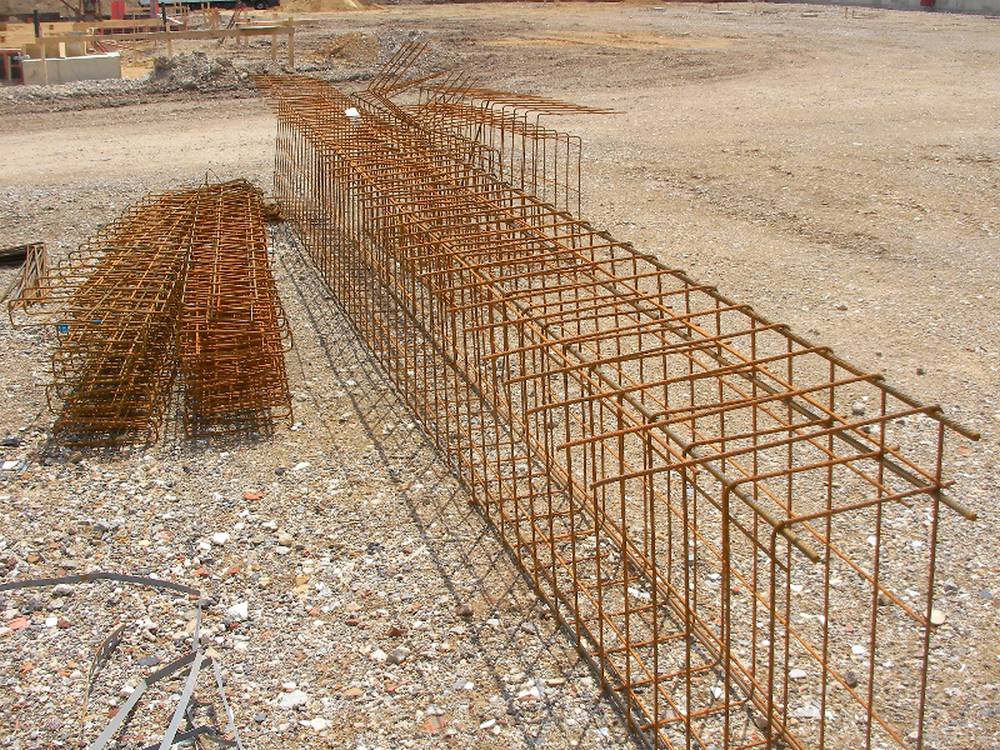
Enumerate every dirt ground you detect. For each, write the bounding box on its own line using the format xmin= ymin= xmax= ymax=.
xmin=1 ymin=3 xmax=998 ymax=749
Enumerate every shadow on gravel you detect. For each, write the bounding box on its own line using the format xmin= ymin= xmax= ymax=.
xmin=273 ymin=224 xmax=634 ymax=750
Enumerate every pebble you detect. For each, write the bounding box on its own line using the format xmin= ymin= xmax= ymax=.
xmin=930 ymin=608 xmax=947 ymax=626
xmin=301 ymin=717 xmax=330 ymax=732
xmin=211 ymin=532 xmax=231 ymax=546
xmin=387 ymin=646 xmax=410 ymax=665
xmin=792 ymin=703 xmax=821 ymax=720
xmin=454 ymin=603 xmax=474 ymax=618
xmin=278 ymin=689 xmax=309 ymax=709
xmin=225 ymin=601 xmax=249 ymax=623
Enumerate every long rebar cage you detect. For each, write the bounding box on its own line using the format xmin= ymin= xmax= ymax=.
xmin=256 ymin=45 xmax=978 ymax=750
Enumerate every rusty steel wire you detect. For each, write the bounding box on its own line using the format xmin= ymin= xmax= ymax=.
xmin=180 ymin=181 xmax=292 ymax=438
xmin=11 ymin=180 xmax=292 ymax=446
xmin=3 ymin=242 xmax=49 ymax=311
xmin=256 ymin=45 xmax=978 ymax=750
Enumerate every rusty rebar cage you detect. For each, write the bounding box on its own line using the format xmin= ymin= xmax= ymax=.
xmin=256 ymin=46 xmax=978 ymax=750
xmin=10 ymin=180 xmax=292 ymax=446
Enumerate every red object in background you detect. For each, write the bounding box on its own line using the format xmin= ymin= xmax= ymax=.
xmin=110 ymin=0 xmax=125 ymax=19
xmin=920 ymin=0 xmax=935 ymax=5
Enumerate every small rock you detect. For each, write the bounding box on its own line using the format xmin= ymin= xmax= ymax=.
xmin=138 ymin=655 xmax=162 ymax=667
xmin=517 ymin=685 xmax=542 ymax=701
xmin=277 ymin=530 xmax=295 ymax=546
xmin=792 ymin=702 xmax=820 ymax=720
xmin=929 ymin=608 xmax=947 ymax=626
xmin=835 ymin=302 xmax=848 ymax=312
xmin=343 ymin=687 xmax=363 ymax=699
xmin=7 ymin=616 xmax=29 ymax=631
xmin=253 ymin=712 xmax=266 ymax=723
xmin=422 ymin=715 xmax=447 ymax=734
xmin=301 ymin=717 xmax=330 ymax=732
xmin=279 ymin=689 xmax=309 ymax=709
xmin=211 ymin=532 xmax=230 ymax=546
xmin=454 ymin=603 xmax=474 ymax=619
xmin=370 ymin=647 xmax=388 ymax=662
xmin=789 ymin=668 xmax=807 ymax=680
xmin=387 ymin=646 xmax=410 ymax=665
xmin=850 ymin=400 xmax=866 ymax=416
xmin=1 ymin=436 xmax=21 ymax=447
xmin=225 ymin=602 xmax=249 ymax=623
xmin=845 ymin=671 xmax=859 ymax=688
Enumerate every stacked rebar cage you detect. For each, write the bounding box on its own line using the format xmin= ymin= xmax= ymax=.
xmin=11 ymin=180 xmax=292 ymax=446
xmin=257 ymin=44 xmax=978 ymax=750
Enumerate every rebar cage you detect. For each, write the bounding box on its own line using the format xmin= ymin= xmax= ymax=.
xmin=10 ymin=180 xmax=292 ymax=446
xmin=257 ymin=44 xmax=978 ymax=750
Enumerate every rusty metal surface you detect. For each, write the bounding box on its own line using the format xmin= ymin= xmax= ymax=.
xmin=10 ymin=180 xmax=291 ymax=446
xmin=258 ymin=47 xmax=977 ymax=750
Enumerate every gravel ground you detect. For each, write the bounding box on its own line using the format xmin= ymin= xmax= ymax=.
xmin=1 ymin=3 xmax=998 ymax=749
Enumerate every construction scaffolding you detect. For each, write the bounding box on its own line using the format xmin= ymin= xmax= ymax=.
xmin=10 ymin=179 xmax=292 ymax=446
xmin=257 ymin=45 xmax=978 ymax=750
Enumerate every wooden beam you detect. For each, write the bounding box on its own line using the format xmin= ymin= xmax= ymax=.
xmin=30 ymin=24 xmax=295 ymax=47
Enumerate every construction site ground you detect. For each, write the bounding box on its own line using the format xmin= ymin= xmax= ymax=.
xmin=1 ymin=3 xmax=998 ymax=749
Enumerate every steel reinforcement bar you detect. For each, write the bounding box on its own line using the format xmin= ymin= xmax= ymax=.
xmin=256 ymin=48 xmax=977 ymax=750
xmin=11 ymin=180 xmax=292 ymax=445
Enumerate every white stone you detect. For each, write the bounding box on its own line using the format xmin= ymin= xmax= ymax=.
xmin=226 ymin=602 xmax=249 ymax=622
xmin=279 ymin=690 xmax=309 ymax=709
xmin=211 ymin=532 xmax=230 ymax=546
xmin=301 ymin=717 xmax=330 ymax=731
